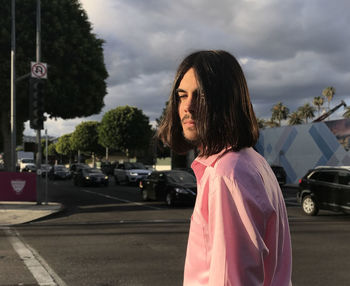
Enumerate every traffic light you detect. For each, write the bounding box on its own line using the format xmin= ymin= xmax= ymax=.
xmin=29 ymin=78 xmax=45 ymax=130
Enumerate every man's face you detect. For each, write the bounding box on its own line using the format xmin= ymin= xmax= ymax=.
xmin=177 ymin=68 xmax=199 ymax=143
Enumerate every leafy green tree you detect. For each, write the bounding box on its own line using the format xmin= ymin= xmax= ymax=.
xmin=271 ymin=102 xmax=289 ymax=126
xmin=322 ymin=86 xmax=336 ymax=111
xmin=98 ymin=106 xmax=152 ymax=158
xmin=71 ymin=121 xmax=104 ymax=158
xmin=288 ymin=111 xmax=303 ymax=125
xmin=56 ymin=133 xmax=75 ymax=164
xmin=40 ymin=138 xmax=57 ymax=158
xmin=1 ymin=0 xmax=108 ymax=170
xmin=298 ymin=103 xmax=315 ymax=123
xmin=313 ymin=96 xmax=324 ymax=117
xmin=56 ymin=134 xmax=73 ymax=155
xmin=47 ymin=142 xmax=58 ymax=157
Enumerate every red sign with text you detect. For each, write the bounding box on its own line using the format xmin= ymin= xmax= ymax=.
xmin=0 ymin=172 xmax=36 ymax=201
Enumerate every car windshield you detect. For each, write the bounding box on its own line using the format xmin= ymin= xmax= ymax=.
xmin=86 ymin=168 xmax=102 ymax=174
xmin=166 ymin=171 xmax=196 ymax=184
xmin=125 ymin=162 xmax=146 ymax=170
xmin=55 ymin=165 xmax=67 ymax=171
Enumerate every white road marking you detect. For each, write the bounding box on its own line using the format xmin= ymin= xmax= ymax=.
xmin=80 ymin=189 xmax=162 ymax=210
xmin=3 ymin=227 xmax=67 ymax=286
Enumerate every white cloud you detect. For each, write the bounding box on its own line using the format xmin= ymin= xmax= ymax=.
xmin=25 ymin=0 xmax=350 ymax=136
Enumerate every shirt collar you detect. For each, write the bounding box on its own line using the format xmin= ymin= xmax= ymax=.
xmin=193 ymin=148 xmax=230 ymax=168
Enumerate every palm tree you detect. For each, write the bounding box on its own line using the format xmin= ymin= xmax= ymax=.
xmin=256 ymin=118 xmax=266 ymax=129
xmin=265 ymin=119 xmax=279 ymax=128
xmin=271 ymin=102 xmax=289 ymax=126
xmin=343 ymin=106 xmax=350 ymax=118
xmin=298 ymin=103 xmax=316 ymax=123
xmin=322 ymin=86 xmax=336 ymax=112
xmin=313 ymin=96 xmax=324 ymax=117
xmin=288 ymin=111 xmax=303 ymax=125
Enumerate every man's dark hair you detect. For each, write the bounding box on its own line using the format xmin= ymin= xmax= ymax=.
xmin=157 ymin=50 xmax=259 ymax=157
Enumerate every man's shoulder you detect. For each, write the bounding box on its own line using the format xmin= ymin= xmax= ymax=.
xmin=213 ymin=148 xmax=262 ymax=178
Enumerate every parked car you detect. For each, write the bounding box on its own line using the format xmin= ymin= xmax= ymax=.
xmin=41 ymin=164 xmax=52 ymax=177
xmin=271 ymin=165 xmax=287 ymax=186
xmin=49 ymin=165 xmax=71 ymax=180
xmin=100 ymin=161 xmax=117 ymax=175
xmin=22 ymin=163 xmax=36 ymax=173
xmin=297 ymin=166 xmax=350 ymax=216
xmin=114 ymin=162 xmax=151 ymax=184
xmin=69 ymin=163 xmax=90 ymax=180
xmin=19 ymin=158 xmax=36 ymax=172
xmin=73 ymin=167 xmax=109 ymax=187
xmin=139 ymin=170 xmax=197 ymax=206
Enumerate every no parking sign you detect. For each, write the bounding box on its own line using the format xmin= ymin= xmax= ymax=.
xmin=31 ymin=62 xmax=48 ymax=79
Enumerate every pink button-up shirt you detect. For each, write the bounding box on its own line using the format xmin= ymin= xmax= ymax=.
xmin=183 ymin=147 xmax=292 ymax=286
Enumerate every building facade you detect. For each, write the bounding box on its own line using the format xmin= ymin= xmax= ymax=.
xmin=256 ymin=118 xmax=350 ymax=184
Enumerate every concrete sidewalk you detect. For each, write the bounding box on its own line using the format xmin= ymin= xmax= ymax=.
xmin=0 ymin=201 xmax=63 ymax=226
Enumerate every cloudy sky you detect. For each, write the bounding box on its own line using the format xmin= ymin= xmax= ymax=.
xmin=25 ymin=0 xmax=350 ymax=137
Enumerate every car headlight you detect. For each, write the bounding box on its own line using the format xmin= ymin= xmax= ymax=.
xmin=105 ymin=176 xmax=109 ymax=179
xmin=85 ymin=176 xmax=90 ymax=180
xmin=175 ymin=188 xmax=189 ymax=194
xmin=129 ymin=172 xmax=138 ymax=176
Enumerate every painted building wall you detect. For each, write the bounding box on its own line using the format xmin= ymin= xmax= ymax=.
xmin=255 ymin=118 xmax=350 ymax=184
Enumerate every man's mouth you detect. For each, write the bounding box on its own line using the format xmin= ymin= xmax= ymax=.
xmin=183 ymin=120 xmax=195 ymax=125
xmin=181 ymin=115 xmax=195 ymax=126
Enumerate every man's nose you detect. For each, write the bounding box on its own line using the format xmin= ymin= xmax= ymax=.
xmin=183 ymin=95 xmax=195 ymax=112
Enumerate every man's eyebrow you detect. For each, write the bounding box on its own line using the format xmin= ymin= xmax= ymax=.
xmin=175 ymin=88 xmax=199 ymax=94
xmin=175 ymin=88 xmax=186 ymax=93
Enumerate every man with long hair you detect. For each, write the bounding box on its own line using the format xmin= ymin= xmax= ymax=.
xmin=158 ymin=50 xmax=292 ymax=285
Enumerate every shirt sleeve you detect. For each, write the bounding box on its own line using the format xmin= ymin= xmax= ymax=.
xmin=207 ymin=174 xmax=270 ymax=286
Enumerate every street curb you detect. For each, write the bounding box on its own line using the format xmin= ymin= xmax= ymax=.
xmin=0 ymin=201 xmax=64 ymax=226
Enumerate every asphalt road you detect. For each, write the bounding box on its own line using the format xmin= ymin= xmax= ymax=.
xmin=1 ymin=179 xmax=350 ymax=286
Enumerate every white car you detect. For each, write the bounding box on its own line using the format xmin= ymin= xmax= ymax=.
xmin=19 ymin=158 xmax=36 ymax=172
xmin=114 ymin=162 xmax=151 ymax=185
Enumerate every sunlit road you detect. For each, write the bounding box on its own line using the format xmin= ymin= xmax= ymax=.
xmin=1 ymin=180 xmax=350 ymax=285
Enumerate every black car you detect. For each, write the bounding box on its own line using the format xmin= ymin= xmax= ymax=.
xmin=70 ymin=163 xmax=90 ymax=180
xmin=297 ymin=166 xmax=350 ymax=215
xmin=139 ymin=170 xmax=197 ymax=206
xmin=271 ymin=165 xmax=287 ymax=186
xmin=73 ymin=168 xmax=109 ymax=187
xmin=49 ymin=165 xmax=71 ymax=180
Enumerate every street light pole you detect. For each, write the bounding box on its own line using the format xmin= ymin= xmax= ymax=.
xmin=10 ymin=0 xmax=16 ymax=172
xmin=35 ymin=0 xmax=42 ymax=204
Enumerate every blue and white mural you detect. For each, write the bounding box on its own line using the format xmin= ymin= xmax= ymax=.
xmin=256 ymin=118 xmax=350 ymax=184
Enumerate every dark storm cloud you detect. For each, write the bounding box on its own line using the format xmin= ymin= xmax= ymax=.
xmin=31 ymin=0 xmax=350 ymax=137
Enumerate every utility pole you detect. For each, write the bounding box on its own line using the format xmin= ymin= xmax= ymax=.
xmin=36 ymin=0 xmax=42 ymax=204
xmin=10 ymin=0 xmax=16 ymax=172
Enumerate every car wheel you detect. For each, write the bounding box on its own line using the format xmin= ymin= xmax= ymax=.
xmin=142 ymin=189 xmax=149 ymax=201
xmin=165 ymin=192 xmax=175 ymax=207
xmin=302 ymin=195 xmax=319 ymax=216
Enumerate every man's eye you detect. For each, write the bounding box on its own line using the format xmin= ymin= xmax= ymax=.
xmin=178 ymin=94 xmax=187 ymax=101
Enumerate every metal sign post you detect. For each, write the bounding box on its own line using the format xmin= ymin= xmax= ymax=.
xmin=35 ymin=0 xmax=42 ymax=204
xmin=45 ymin=129 xmax=48 ymax=205
xmin=10 ymin=0 xmax=16 ymax=172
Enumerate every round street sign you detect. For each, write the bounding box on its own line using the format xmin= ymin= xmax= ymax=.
xmin=31 ymin=62 xmax=48 ymax=79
